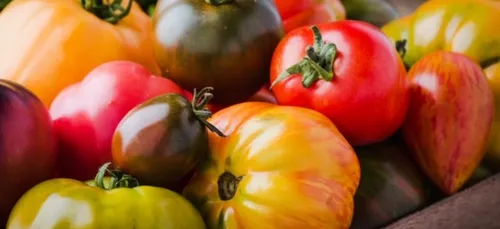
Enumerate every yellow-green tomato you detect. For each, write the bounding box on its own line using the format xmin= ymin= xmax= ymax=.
xmin=7 ymin=167 xmax=206 ymax=229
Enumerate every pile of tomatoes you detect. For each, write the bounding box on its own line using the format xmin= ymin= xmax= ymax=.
xmin=1 ymin=0 xmax=499 ymax=228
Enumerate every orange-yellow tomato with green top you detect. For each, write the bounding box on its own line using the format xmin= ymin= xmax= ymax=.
xmin=382 ymin=0 xmax=500 ymax=167
xmin=183 ymin=102 xmax=361 ymax=229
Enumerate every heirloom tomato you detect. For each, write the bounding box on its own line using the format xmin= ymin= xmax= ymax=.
xmin=402 ymin=51 xmax=494 ymax=195
xmin=351 ymin=139 xmax=434 ymax=229
xmin=0 ymin=80 xmax=57 ymax=227
xmin=7 ymin=163 xmax=206 ymax=229
xmin=112 ymin=87 xmax=225 ymax=189
xmin=0 ymin=0 xmax=160 ymax=107
xmin=183 ymin=102 xmax=361 ymax=229
xmin=152 ymin=0 xmax=283 ymax=105
xmin=274 ymin=0 xmax=345 ymax=33
xmin=270 ymin=20 xmax=409 ymax=146
xmin=50 ymin=61 xmax=188 ymax=182
xmin=381 ymin=0 xmax=500 ymax=168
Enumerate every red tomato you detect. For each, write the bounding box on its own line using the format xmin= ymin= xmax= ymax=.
xmin=50 ymin=61 xmax=189 ymax=181
xmin=270 ymin=20 xmax=409 ymax=146
xmin=274 ymin=0 xmax=345 ymax=33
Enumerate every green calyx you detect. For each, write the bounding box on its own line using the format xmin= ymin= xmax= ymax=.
xmin=204 ymin=0 xmax=233 ymax=5
xmin=94 ymin=162 xmax=140 ymax=190
xmin=191 ymin=87 xmax=227 ymax=137
xmin=81 ymin=0 xmax=133 ymax=25
xmin=270 ymin=26 xmax=338 ymax=89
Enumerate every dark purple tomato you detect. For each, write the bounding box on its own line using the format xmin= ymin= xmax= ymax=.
xmin=0 ymin=79 xmax=57 ymax=227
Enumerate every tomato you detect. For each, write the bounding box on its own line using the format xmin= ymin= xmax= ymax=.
xmin=342 ymin=0 xmax=399 ymax=27
xmin=7 ymin=163 xmax=206 ymax=229
xmin=0 ymin=80 xmax=57 ymax=227
xmin=381 ymin=0 xmax=500 ymax=168
xmin=183 ymin=102 xmax=360 ymax=229
xmin=274 ymin=0 xmax=345 ymax=33
xmin=402 ymin=51 xmax=494 ymax=195
xmin=270 ymin=20 xmax=409 ymax=146
xmin=112 ymin=87 xmax=225 ymax=189
xmin=0 ymin=0 xmax=160 ymax=107
xmin=50 ymin=61 xmax=187 ymax=182
xmin=152 ymin=0 xmax=283 ymax=105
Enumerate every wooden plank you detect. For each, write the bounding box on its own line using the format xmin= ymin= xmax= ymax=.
xmin=383 ymin=173 xmax=500 ymax=229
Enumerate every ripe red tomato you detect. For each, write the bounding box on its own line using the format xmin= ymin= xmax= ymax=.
xmin=274 ymin=0 xmax=345 ymax=33
xmin=270 ymin=20 xmax=409 ymax=146
xmin=50 ymin=61 xmax=190 ymax=181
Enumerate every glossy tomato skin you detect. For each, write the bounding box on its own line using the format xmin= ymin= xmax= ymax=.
xmin=7 ymin=178 xmax=206 ymax=229
xmin=152 ymin=0 xmax=283 ymax=105
xmin=270 ymin=20 xmax=409 ymax=146
xmin=0 ymin=0 xmax=160 ymax=107
xmin=275 ymin=0 xmax=345 ymax=33
xmin=0 ymin=80 xmax=57 ymax=227
xmin=50 ymin=61 xmax=187 ymax=181
xmin=402 ymin=51 xmax=494 ymax=194
xmin=183 ymin=102 xmax=360 ymax=229
xmin=112 ymin=93 xmax=209 ymax=189
xmin=382 ymin=0 xmax=500 ymax=167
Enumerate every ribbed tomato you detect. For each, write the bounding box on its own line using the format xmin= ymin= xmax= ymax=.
xmin=183 ymin=102 xmax=360 ymax=229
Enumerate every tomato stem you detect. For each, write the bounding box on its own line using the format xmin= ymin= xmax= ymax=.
xmin=0 ymin=0 xmax=12 ymax=12
xmin=80 ymin=0 xmax=133 ymax=25
xmin=94 ymin=162 xmax=140 ymax=190
xmin=191 ymin=87 xmax=227 ymax=137
xmin=270 ymin=26 xmax=338 ymax=89
xmin=218 ymin=172 xmax=243 ymax=201
xmin=204 ymin=0 xmax=233 ymax=5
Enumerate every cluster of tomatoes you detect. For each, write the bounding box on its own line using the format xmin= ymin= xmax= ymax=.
xmin=1 ymin=0 xmax=499 ymax=228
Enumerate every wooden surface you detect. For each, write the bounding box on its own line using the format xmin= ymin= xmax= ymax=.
xmin=384 ymin=173 xmax=500 ymax=229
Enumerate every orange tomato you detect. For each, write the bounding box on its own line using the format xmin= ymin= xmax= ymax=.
xmin=0 ymin=0 xmax=160 ymax=107
xmin=183 ymin=102 xmax=361 ymax=229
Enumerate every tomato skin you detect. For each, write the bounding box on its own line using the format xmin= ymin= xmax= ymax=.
xmin=7 ymin=178 xmax=206 ymax=229
xmin=152 ymin=0 xmax=283 ymax=105
xmin=0 ymin=0 xmax=160 ymax=107
xmin=112 ymin=93 xmax=211 ymax=188
xmin=270 ymin=20 xmax=409 ymax=146
xmin=275 ymin=0 xmax=345 ymax=33
xmin=50 ymin=61 xmax=186 ymax=181
xmin=0 ymin=80 xmax=57 ymax=227
xmin=402 ymin=51 xmax=494 ymax=194
xmin=183 ymin=102 xmax=360 ymax=229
